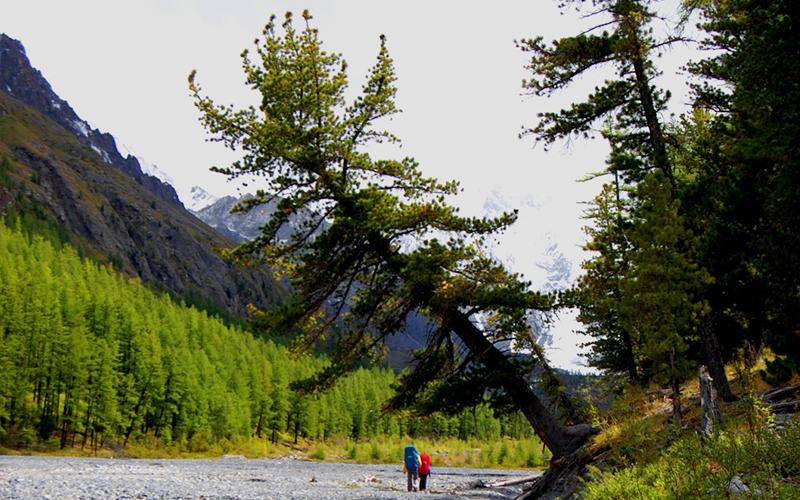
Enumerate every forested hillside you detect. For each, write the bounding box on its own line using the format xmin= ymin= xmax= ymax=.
xmin=0 ymin=222 xmax=541 ymax=459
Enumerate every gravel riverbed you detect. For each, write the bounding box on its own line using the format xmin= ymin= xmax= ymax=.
xmin=0 ymin=455 xmax=540 ymax=499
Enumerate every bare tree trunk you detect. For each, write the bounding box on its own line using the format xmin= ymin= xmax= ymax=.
xmin=255 ymin=411 xmax=264 ymax=438
xmin=123 ymin=384 xmax=148 ymax=447
xmin=449 ymin=310 xmax=596 ymax=458
xmin=669 ymin=348 xmax=682 ymax=423
xmin=700 ymin=316 xmax=737 ymax=401
xmin=699 ymin=365 xmax=722 ymax=438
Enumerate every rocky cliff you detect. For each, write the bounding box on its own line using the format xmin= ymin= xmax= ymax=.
xmin=0 ymin=34 xmax=181 ymax=207
xmin=0 ymin=34 xmax=282 ymax=316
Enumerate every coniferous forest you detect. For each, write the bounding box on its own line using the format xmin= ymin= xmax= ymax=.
xmin=0 ymin=222 xmax=543 ymax=465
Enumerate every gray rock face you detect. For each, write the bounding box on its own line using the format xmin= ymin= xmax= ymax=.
xmin=0 ymin=456 xmax=536 ymax=499
xmin=193 ymin=194 xmax=310 ymax=244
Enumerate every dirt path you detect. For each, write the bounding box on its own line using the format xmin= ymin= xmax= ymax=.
xmin=0 ymin=455 xmax=540 ymax=499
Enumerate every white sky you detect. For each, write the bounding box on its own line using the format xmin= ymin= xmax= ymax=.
xmin=2 ymin=1 xmax=695 ymax=371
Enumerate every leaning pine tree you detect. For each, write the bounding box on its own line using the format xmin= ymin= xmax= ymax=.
xmin=189 ymin=11 xmax=594 ymax=459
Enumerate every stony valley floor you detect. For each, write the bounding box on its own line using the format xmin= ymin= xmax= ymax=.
xmin=0 ymin=455 xmax=539 ymax=499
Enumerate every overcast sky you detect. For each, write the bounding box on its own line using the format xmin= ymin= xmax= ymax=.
xmin=2 ymin=1 xmax=694 ymax=371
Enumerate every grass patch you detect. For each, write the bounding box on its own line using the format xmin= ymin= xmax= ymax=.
xmin=305 ymin=435 xmax=550 ymax=469
xmin=583 ymin=423 xmax=800 ymax=499
xmin=0 ymin=434 xmax=549 ymax=469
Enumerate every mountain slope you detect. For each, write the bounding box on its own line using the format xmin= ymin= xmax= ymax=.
xmin=193 ymin=193 xmax=315 ymax=244
xmin=0 ymin=34 xmax=281 ymax=316
xmin=0 ymin=34 xmax=181 ymax=207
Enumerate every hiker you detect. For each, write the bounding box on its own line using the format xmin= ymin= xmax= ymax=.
xmin=419 ymin=452 xmax=431 ymax=491
xmin=403 ymin=443 xmax=420 ymax=492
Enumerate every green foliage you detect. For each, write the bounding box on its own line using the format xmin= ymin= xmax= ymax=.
xmin=686 ymin=0 xmax=800 ymax=379
xmin=574 ymin=174 xmax=639 ymax=381
xmin=519 ymin=0 xmax=676 ymax=183
xmin=540 ymin=1 xmax=706 ymax=391
xmin=0 ymin=222 xmax=540 ymax=454
xmin=583 ymin=425 xmax=800 ymax=499
xmin=189 ymin=10 xmax=528 ymax=371
xmin=537 ymin=0 xmax=800 ymax=399
xmin=619 ymin=171 xmax=708 ymax=385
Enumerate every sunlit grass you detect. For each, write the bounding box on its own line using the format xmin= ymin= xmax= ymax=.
xmin=583 ymin=423 xmax=800 ymax=499
xmin=583 ymin=355 xmax=800 ymax=498
xmin=0 ymin=434 xmax=550 ymax=469
xmin=302 ymin=435 xmax=550 ymax=469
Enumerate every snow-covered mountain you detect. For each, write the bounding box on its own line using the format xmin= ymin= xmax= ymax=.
xmin=190 ymin=193 xmax=320 ymax=244
xmin=191 ymin=195 xmax=269 ymax=243
xmin=117 ymin=143 xmax=177 ymax=188
xmin=185 ymin=186 xmax=219 ymax=212
xmin=478 ymin=190 xmax=578 ymax=349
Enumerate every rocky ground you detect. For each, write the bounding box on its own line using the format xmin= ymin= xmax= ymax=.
xmin=0 ymin=455 xmax=539 ymax=499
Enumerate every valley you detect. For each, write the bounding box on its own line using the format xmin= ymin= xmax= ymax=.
xmin=2 ymin=1 xmax=800 ymax=498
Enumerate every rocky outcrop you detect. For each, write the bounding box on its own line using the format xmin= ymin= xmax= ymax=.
xmin=193 ymin=194 xmax=304 ymax=244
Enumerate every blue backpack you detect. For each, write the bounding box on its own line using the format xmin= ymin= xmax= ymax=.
xmin=404 ymin=444 xmax=419 ymax=471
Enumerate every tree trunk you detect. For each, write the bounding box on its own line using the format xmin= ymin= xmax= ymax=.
xmin=620 ymin=328 xmax=640 ymax=384
xmin=613 ymin=171 xmax=641 ymax=385
xmin=669 ymin=348 xmax=682 ymax=423
xmin=448 ymin=309 xmax=595 ymax=458
xmin=255 ymin=411 xmax=264 ymax=438
xmin=361 ymin=224 xmax=594 ymax=459
xmin=123 ymin=384 xmax=148 ymax=447
xmin=60 ymin=391 xmax=71 ymax=450
xmin=699 ymin=365 xmax=722 ymax=438
xmin=700 ymin=316 xmax=737 ymax=402
xmin=626 ymin=24 xmax=673 ymax=187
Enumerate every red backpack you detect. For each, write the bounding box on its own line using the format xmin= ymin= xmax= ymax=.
xmin=419 ymin=453 xmax=431 ymax=474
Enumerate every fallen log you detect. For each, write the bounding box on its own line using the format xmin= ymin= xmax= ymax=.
xmin=770 ymin=399 xmax=800 ymax=414
xmin=762 ymin=385 xmax=800 ymax=404
xmin=486 ymin=474 xmax=542 ymax=488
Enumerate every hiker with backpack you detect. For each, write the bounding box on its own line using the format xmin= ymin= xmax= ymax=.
xmin=419 ymin=452 xmax=432 ymax=491
xmin=402 ymin=443 xmax=420 ymax=492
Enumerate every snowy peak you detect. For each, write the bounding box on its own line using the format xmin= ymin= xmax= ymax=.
xmin=537 ymin=242 xmax=573 ymax=293
xmin=186 ymin=186 xmax=219 ymax=212
xmin=117 ymin=143 xmax=176 ymax=187
xmin=482 ymin=190 xmax=541 ymax=217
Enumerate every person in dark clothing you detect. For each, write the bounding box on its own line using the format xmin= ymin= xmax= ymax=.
xmin=403 ymin=443 xmax=420 ymax=492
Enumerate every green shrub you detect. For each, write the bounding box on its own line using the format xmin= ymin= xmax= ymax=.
xmin=583 ymin=423 xmax=800 ymax=499
xmin=310 ymin=444 xmax=327 ymax=461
